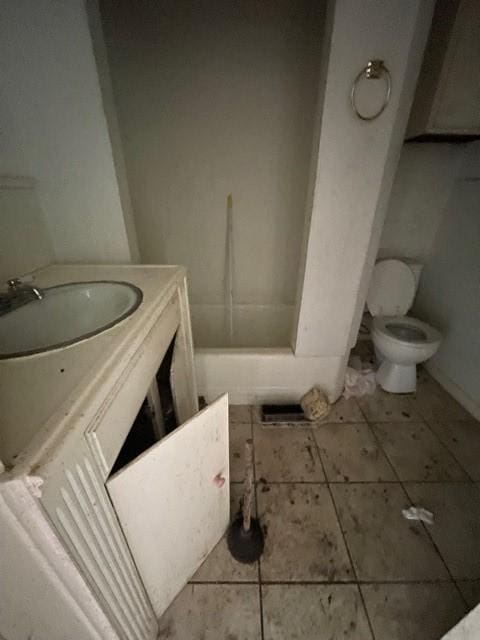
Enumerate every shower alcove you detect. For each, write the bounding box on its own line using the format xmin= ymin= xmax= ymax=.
xmin=98 ymin=0 xmax=328 ymax=402
xmin=95 ymin=0 xmax=424 ymax=403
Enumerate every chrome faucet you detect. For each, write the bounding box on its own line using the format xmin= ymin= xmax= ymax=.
xmin=7 ymin=278 xmax=44 ymax=300
xmin=0 ymin=277 xmax=44 ymax=315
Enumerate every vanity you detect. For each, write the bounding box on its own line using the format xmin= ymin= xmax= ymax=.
xmin=0 ymin=265 xmax=229 ymax=640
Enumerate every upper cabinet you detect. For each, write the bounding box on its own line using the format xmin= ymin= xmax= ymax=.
xmin=407 ymin=0 xmax=480 ymax=138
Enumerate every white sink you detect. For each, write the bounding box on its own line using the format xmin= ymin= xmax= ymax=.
xmin=0 ymin=281 xmax=142 ymax=359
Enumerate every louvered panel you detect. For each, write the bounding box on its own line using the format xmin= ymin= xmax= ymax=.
xmin=55 ymin=457 xmax=157 ymax=640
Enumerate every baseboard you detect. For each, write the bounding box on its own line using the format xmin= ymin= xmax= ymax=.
xmin=425 ymin=362 xmax=480 ymax=421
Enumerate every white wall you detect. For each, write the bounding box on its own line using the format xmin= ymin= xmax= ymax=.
xmin=293 ymin=0 xmax=435 ymax=358
xmin=0 ymin=182 xmax=54 ymax=282
xmin=414 ymin=142 xmax=480 ymax=419
xmin=379 ymin=142 xmax=465 ymax=262
xmin=99 ymin=0 xmax=324 ymax=309
xmin=0 ymin=0 xmax=136 ymax=264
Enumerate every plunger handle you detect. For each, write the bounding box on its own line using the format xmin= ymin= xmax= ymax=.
xmin=242 ymin=439 xmax=254 ymax=532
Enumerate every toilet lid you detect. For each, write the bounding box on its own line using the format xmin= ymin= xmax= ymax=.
xmin=366 ymin=259 xmax=415 ymax=317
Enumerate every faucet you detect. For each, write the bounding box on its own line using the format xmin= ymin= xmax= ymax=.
xmin=7 ymin=278 xmax=44 ymax=300
xmin=0 ymin=277 xmax=44 ymax=315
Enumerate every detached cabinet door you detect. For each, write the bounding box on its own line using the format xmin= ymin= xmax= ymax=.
xmin=107 ymin=394 xmax=229 ymax=618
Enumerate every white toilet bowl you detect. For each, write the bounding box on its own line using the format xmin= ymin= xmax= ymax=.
xmin=366 ymin=259 xmax=442 ymax=394
xmin=372 ymin=316 xmax=441 ymax=393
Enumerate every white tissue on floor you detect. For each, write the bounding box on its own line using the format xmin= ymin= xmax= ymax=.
xmin=402 ymin=506 xmax=434 ymax=525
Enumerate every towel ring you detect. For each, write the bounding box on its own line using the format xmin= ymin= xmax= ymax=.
xmin=351 ymin=60 xmax=391 ymax=121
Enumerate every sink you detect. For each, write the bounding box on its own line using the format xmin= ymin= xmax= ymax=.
xmin=0 ymin=281 xmax=142 ymax=359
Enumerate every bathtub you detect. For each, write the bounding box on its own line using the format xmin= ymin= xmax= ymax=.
xmin=191 ymin=304 xmax=345 ymax=404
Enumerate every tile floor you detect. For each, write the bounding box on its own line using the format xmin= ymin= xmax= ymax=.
xmin=158 ymin=367 xmax=480 ymax=640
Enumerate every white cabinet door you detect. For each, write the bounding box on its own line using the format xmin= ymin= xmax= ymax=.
xmin=107 ymin=394 xmax=229 ymax=618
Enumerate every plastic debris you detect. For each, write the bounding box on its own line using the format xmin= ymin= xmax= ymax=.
xmin=402 ymin=506 xmax=434 ymax=525
xmin=300 ymin=387 xmax=330 ymax=421
xmin=343 ymin=356 xmax=376 ymax=398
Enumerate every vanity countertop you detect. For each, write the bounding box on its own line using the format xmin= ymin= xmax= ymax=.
xmin=0 ymin=264 xmax=187 ymax=474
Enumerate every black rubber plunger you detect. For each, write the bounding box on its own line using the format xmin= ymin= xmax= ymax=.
xmin=227 ymin=438 xmax=264 ymax=563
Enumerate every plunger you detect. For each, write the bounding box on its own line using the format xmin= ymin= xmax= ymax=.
xmin=227 ymin=438 xmax=264 ymax=563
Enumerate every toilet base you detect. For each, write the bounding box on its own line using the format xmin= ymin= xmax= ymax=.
xmin=376 ymin=360 xmax=417 ymax=393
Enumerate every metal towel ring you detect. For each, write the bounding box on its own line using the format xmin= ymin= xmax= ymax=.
xmin=351 ymin=60 xmax=391 ymax=121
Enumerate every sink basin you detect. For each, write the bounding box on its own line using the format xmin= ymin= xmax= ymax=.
xmin=0 ymin=281 xmax=142 ymax=359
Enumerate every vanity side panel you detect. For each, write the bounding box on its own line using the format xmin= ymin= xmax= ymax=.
xmin=38 ymin=436 xmax=157 ymax=640
xmin=0 ymin=478 xmax=118 ymax=640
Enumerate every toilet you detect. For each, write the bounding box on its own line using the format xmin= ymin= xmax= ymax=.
xmin=367 ymin=259 xmax=442 ymax=393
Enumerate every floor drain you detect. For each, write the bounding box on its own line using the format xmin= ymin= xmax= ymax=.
xmin=260 ymin=404 xmax=307 ymax=423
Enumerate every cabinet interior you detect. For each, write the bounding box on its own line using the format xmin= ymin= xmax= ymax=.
xmin=110 ymin=334 xmax=179 ymax=475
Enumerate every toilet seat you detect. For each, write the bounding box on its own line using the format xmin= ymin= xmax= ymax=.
xmin=372 ymin=315 xmax=441 ymax=348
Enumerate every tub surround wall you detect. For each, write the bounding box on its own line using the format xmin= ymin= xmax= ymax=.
xmin=0 ymin=0 xmax=136 ymax=263
xmin=99 ymin=0 xmax=325 ymax=340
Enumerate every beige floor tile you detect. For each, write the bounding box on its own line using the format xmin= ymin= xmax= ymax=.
xmin=230 ymin=422 xmax=252 ymax=482
xmin=258 ymin=484 xmax=353 ymax=582
xmin=157 ymin=583 xmax=262 ymax=639
xmin=254 ymin=426 xmax=325 ymax=482
xmin=262 ymin=584 xmax=373 ymax=640
xmin=361 ymin=583 xmax=466 ymax=640
xmin=229 ymin=404 xmax=252 ymax=422
xmin=428 ymin=420 xmax=480 ymax=480
xmin=411 ymin=373 xmax=473 ymax=422
xmin=192 ymin=485 xmax=258 ymax=582
xmin=316 ymin=397 xmax=366 ymax=424
xmin=456 ymin=580 xmax=480 ymax=609
xmin=357 ymin=390 xmax=421 ymax=422
xmin=373 ymin=422 xmax=468 ymax=481
xmin=314 ymin=423 xmax=396 ymax=482
xmin=403 ymin=483 xmax=480 ymax=579
xmin=331 ymin=483 xmax=448 ymax=581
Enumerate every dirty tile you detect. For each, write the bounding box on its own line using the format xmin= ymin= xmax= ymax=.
xmin=403 ymin=483 xmax=480 ymax=579
xmin=253 ymin=426 xmax=325 ymax=482
xmin=262 ymin=584 xmax=373 ymax=640
xmin=230 ymin=422 xmax=252 ymax=482
xmin=331 ymin=483 xmax=448 ymax=581
xmin=373 ymin=422 xmax=468 ymax=481
xmin=229 ymin=404 xmax=252 ymax=422
xmin=411 ymin=373 xmax=472 ymax=422
xmin=157 ymin=583 xmax=262 ymax=639
xmin=192 ymin=485 xmax=258 ymax=582
xmin=357 ymin=390 xmax=420 ymax=422
xmin=314 ymin=423 xmax=395 ymax=482
xmin=456 ymin=581 xmax=480 ymax=609
xmin=428 ymin=420 xmax=480 ymax=480
xmin=258 ymin=484 xmax=353 ymax=582
xmin=361 ymin=583 xmax=466 ymax=640
xmin=316 ymin=396 xmax=365 ymax=424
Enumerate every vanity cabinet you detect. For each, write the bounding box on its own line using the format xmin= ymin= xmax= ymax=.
xmin=1 ymin=265 xmax=229 ymax=640
xmin=407 ymin=0 xmax=480 ymax=137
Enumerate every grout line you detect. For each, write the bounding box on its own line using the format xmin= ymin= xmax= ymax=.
xmin=362 ymin=397 xmax=477 ymax=609
xmin=189 ymin=578 xmax=461 ymax=586
xmin=365 ymin=411 xmax=471 ymax=603
xmin=189 ymin=580 xmax=259 ymax=585
xmin=421 ymin=417 xmax=476 ymax=482
xmin=250 ymin=479 xmax=475 ymax=485
xmin=399 ymin=480 xmax=471 ymax=609
xmin=250 ymin=410 xmax=265 ymax=640
xmin=310 ymin=425 xmax=378 ymax=640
